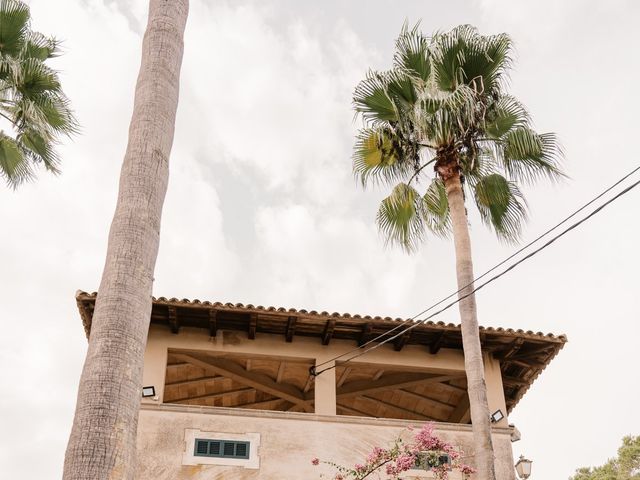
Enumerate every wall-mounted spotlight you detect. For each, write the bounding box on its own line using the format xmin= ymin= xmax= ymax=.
xmin=142 ymin=386 xmax=156 ymax=398
xmin=490 ymin=409 xmax=504 ymax=423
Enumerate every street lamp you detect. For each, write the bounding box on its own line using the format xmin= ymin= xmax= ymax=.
xmin=515 ymin=455 xmax=532 ymax=479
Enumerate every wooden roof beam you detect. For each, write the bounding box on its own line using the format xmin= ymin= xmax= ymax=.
xmin=397 ymin=389 xmax=456 ymax=411
xmin=447 ymin=394 xmax=470 ymax=423
xmin=430 ymin=332 xmax=446 ymax=355
xmin=168 ymin=306 xmax=179 ymax=334
xmin=276 ymin=361 xmax=286 ymax=383
xmin=173 ymin=353 xmax=313 ymax=412
xmin=208 ymin=309 xmax=217 ymax=337
xmin=165 ymin=375 xmax=220 ymax=388
xmin=336 ymin=367 xmax=352 ymax=388
xmin=248 ymin=314 xmax=257 ymax=340
xmin=360 ymin=395 xmax=435 ymax=421
xmin=285 ymin=316 xmax=297 ymax=342
xmin=337 ymin=403 xmax=375 ymax=417
xmin=168 ymin=386 xmax=253 ymax=403
xmin=358 ymin=323 xmax=373 ymax=347
xmin=322 ymin=319 xmax=335 ymax=345
xmin=334 ymin=373 xmax=464 ymax=400
xmin=394 ymin=331 xmax=411 ymax=351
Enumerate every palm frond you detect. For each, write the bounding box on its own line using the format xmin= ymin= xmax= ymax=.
xmin=23 ymin=31 xmax=59 ymax=60
xmin=472 ymin=173 xmax=527 ymax=241
xmin=501 ymin=127 xmax=565 ymax=184
xmin=484 ymin=95 xmax=530 ymax=139
xmin=19 ymin=128 xmax=60 ymax=173
xmin=0 ymin=132 xmax=32 ymax=187
xmin=353 ymin=127 xmax=415 ymax=187
xmin=423 ymin=178 xmax=451 ymax=237
xmin=353 ymin=71 xmax=397 ymax=124
xmin=376 ymin=182 xmax=426 ymax=252
xmin=393 ymin=23 xmax=431 ymax=82
xmin=0 ymin=0 xmax=30 ymax=57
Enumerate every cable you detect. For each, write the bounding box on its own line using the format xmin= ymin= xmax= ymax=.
xmin=314 ymin=164 xmax=640 ymax=371
xmin=312 ymin=170 xmax=640 ymax=376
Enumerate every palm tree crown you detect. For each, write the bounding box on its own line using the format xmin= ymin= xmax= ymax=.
xmin=0 ymin=0 xmax=78 ymax=187
xmin=353 ymin=24 xmax=563 ymax=251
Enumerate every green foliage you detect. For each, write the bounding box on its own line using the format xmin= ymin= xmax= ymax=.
xmin=0 ymin=0 xmax=78 ymax=187
xmin=352 ymin=23 xmax=564 ymax=251
xmin=570 ymin=436 xmax=640 ymax=480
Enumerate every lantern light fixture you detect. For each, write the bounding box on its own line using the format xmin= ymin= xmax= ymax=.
xmin=515 ymin=455 xmax=532 ymax=479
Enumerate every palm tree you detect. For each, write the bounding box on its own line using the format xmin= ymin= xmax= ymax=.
xmin=0 ymin=0 xmax=77 ymax=187
xmin=63 ymin=1 xmax=189 ymax=479
xmin=353 ymin=24 xmax=563 ymax=480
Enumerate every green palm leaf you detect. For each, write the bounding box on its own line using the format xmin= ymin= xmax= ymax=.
xmin=393 ymin=23 xmax=431 ymax=82
xmin=472 ymin=173 xmax=527 ymax=241
xmin=501 ymin=127 xmax=564 ymax=184
xmin=423 ymin=178 xmax=451 ymax=237
xmin=353 ymin=127 xmax=415 ymax=187
xmin=0 ymin=0 xmax=77 ymax=187
xmin=0 ymin=0 xmax=29 ymax=57
xmin=376 ymin=183 xmax=426 ymax=252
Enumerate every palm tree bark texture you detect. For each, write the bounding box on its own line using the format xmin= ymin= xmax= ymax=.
xmin=63 ymin=1 xmax=189 ymax=479
xmin=440 ymin=160 xmax=496 ymax=480
xmin=352 ymin=25 xmax=563 ymax=480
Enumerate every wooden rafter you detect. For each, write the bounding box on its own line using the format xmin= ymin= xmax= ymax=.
xmin=248 ymin=314 xmax=257 ymax=340
xmin=337 ymin=403 xmax=374 ymax=417
xmin=447 ymin=394 xmax=470 ymax=423
xmin=333 ymin=373 xmax=464 ymax=400
xmin=285 ymin=316 xmax=297 ymax=342
xmin=169 ymin=386 xmax=253 ymax=403
xmin=359 ymin=323 xmax=373 ymax=346
xmin=337 ymin=367 xmax=352 ymax=388
xmin=168 ymin=306 xmax=179 ymax=334
xmin=276 ymin=362 xmax=286 ymax=383
xmin=165 ymin=375 xmax=220 ymax=388
xmin=397 ymin=389 xmax=455 ymax=411
xmin=394 ymin=331 xmax=411 ymax=351
xmin=322 ymin=319 xmax=335 ymax=345
xmin=173 ymin=353 xmax=313 ymax=412
xmin=360 ymin=395 xmax=435 ymax=420
xmin=236 ymin=398 xmax=290 ymax=410
xmin=430 ymin=332 xmax=446 ymax=354
xmin=208 ymin=309 xmax=217 ymax=337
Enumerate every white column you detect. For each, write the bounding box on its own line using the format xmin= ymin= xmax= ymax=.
xmin=141 ymin=336 xmax=168 ymax=404
xmin=484 ymin=352 xmax=508 ymax=427
xmin=314 ymin=357 xmax=336 ymax=415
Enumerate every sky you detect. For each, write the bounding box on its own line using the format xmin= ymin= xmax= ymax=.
xmin=0 ymin=0 xmax=639 ymax=478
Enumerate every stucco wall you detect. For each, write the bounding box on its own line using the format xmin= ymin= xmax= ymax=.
xmin=136 ymin=404 xmax=516 ymax=480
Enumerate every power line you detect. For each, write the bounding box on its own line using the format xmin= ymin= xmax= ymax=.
xmin=312 ymin=167 xmax=640 ymax=376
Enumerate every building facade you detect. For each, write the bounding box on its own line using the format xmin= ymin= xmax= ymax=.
xmin=76 ymin=291 xmax=566 ymax=480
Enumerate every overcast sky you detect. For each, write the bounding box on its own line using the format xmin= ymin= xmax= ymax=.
xmin=1 ymin=0 xmax=639 ymax=478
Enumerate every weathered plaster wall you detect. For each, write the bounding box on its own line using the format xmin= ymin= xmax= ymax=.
xmin=136 ymin=404 xmax=516 ymax=480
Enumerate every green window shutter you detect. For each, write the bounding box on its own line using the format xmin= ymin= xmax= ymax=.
xmin=195 ymin=440 xmax=208 ymax=456
xmin=235 ymin=442 xmax=248 ymax=458
xmin=194 ymin=439 xmax=251 ymax=459
xmin=209 ymin=441 xmax=221 ymax=456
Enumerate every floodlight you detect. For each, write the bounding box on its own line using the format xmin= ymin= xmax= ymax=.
xmin=490 ymin=409 xmax=504 ymax=423
xmin=142 ymin=386 xmax=156 ymax=398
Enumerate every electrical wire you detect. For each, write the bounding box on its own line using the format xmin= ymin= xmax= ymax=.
xmin=311 ymin=167 xmax=640 ymax=376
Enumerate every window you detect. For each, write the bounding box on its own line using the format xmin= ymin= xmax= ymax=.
xmin=194 ymin=439 xmax=250 ymax=459
xmin=183 ymin=429 xmax=260 ymax=469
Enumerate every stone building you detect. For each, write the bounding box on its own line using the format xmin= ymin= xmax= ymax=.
xmin=76 ymin=291 xmax=565 ymax=479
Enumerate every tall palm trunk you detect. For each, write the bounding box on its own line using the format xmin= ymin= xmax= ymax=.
xmin=443 ymin=168 xmax=497 ymax=480
xmin=63 ymin=1 xmax=188 ymax=479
